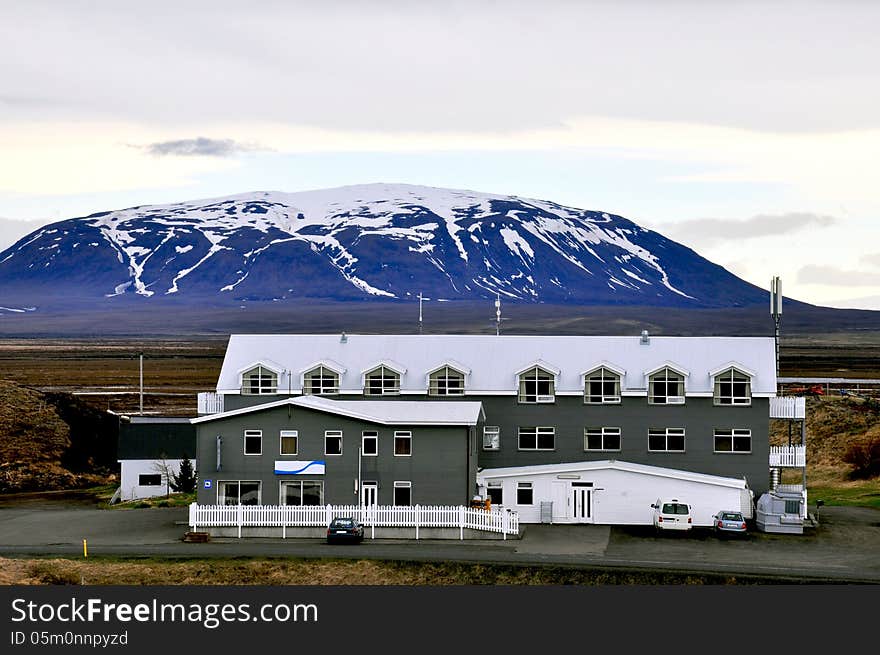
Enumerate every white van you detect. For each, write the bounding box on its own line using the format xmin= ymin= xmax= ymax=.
xmin=651 ymin=498 xmax=693 ymax=532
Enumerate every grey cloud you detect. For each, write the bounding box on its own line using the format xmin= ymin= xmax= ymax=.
xmin=797 ymin=264 xmax=880 ymax=287
xmin=142 ymin=137 xmax=266 ymax=158
xmin=666 ymin=212 xmax=837 ymax=246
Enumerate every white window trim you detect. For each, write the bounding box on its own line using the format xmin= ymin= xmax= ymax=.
xmin=362 ymin=431 xmax=379 ymax=457
xmin=217 ymin=480 xmax=262 ymax=505
xmin=393 ymin=480 xmax=412 ymax=506
xmin=712 ymin=368 xmax=753 ymax=407
xmin=324 ymin=430 xmax=343 ymax=456
xmin=713 ymin=428 xmax=753 ymax=454
xmin=394 ymin=431 xmax=412 ymax=457
xmin=243 ymin=429 xmax=262 ymax=456
xmin=279 ymin=479 xmax=324 ymax=506
xmin=648 ymin=427 xmax=686 ymax=453
xmin=427 ymin=366 xmax=467 ymax=396
xmin=239 ymin=362 xmax=282 ymax=395
xmin=516 ymin=481 xmax=534 ymax=506
xmin=482 ymin=425 xmax=501 ymax=451
xmin=648 ymin=367 xmax=687 ymax=405
xmin=363 ymin=365 xmax=402 ymax=396
xmin=584 ymin=427 xmax=622 ymax=452
xmin=517 ymin=366 xmax=557 ymax=404
xmin=279 ymin=430 xmax=298 ymax=456
xmin=517 ymin=426 xmax=556 ymax=451
xmin=302 ymin=365 xmax=341 ymax=395
xmin=583 ymin=367 xmax=623 ymax=405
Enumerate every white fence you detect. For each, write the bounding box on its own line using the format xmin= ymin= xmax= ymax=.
xmin=769 ymin=396 xmax=806 ymax=419
xmin=197 ymin=392 xmax=224 ymax=415
xmin=769 ymin=445 xmax=806 ymax=467
xmin=189 ymin=503 xmax=520 ymax=539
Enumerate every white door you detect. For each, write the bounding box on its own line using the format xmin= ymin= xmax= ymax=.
xmin=551 ymin=481 xmax=568 ymax=522
xmin=570 ymin=483 xmax=593 ymax=523
xmin=361 ymin=483 xmax=378 ymax=508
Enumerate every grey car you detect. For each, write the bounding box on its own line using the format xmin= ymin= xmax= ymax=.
xmin=713 ymin=511 xmax=748 ymax=537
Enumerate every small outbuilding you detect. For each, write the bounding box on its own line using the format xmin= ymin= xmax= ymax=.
xmin=117 ymin=417 xmax=196 ymax=501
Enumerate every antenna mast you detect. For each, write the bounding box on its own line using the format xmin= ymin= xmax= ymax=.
xmin=418 ymin=292 xmax=424 ymax=334
xmin=495 ymin=294 xmax=501 ymax=336
xmin=770 ymin=276 xmax=782 ymax=377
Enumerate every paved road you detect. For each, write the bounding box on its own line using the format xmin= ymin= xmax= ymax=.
xmin=1 ymin=498 xmax=878 ymax=583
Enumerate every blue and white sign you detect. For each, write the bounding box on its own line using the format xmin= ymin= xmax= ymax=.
xmin=203 ymin=479 xmax=212 ymax=489
xmin=274 ymin=460 xmax=326 ymax=475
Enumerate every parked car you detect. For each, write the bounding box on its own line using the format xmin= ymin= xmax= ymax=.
xmin=651 ymin=498 xmax=693 ymax=532
xmin=712 ymin=510 xmax=748 ymax=537
xmin=326 ymin=517 xmax=364 ymax=544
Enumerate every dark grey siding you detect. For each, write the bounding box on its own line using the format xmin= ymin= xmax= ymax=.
xmin=118 ymin=419 xmax=196 ymax=460
xmin=218 ymin=392 xmax=770 ymax=496
xmin=196 ymin=404 xmax=473 ymax=506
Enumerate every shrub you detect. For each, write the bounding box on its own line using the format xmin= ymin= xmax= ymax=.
xmin=171 ymin=456 xmax=197 ymax=494
xmin=842 ymin=438 xmax=880 ymax=479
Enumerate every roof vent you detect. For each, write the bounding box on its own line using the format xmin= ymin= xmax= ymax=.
xmin=640 ymin=330 xmax=650 ymax=345
xmin=340 ymin=332 xmax=348 ymax=344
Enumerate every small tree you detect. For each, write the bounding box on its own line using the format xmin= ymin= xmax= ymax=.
xmin=171 ymin=455 xmax=197 ymax=494
xmin=152 ymin=453 xmax=174 ymax=498
xmin=843 ymin=438 xmax=880 ymax=479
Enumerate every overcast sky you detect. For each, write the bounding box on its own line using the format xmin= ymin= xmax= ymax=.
xmin=2 ymin=1 xmax=879 ymax=309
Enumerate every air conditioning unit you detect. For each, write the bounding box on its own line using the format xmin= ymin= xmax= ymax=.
xmin=537 ymin=395 xmax=555 ymax=403
xmin=666 ymin=395 xmax=686 ymax=404
xmin=602 ymin=395 xmax=621 ymax=404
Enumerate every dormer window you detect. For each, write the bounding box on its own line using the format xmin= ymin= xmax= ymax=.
xmin=649 ymin=368 xmax=685 ymax=405
xmin=364 ymin=365 xmax=400 ymax=396
xmin=241 ymin=365 xmax=278 ymax=395
xmin=303 ymin=365 xmax=339 ymax=395
xmin=428 ymin=366 xmax=465 ymax=396
xmin=714 ymin=368 xmax=752 ymax=406
xmin=584 ymin=367 xmax=621 ymax=404
xmin=518 ymin=366 xmax=555 ymax=404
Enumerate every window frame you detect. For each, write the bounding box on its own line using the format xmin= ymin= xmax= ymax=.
xmin=243 ymin=429 xmax=263 ymax=456
xmin=713 ymin=428 xmax=752 ymax=454
xmin=138 ymin=474 xmax=162 ymax=486
xmin=583 ymin=368 xmax=622 ymax=404
xmin=218 ymin=480 xmax=262 ymax=505
xmin=361 ymin=430 xmax=379 ymax=456
xmin=364 ymin=365 xmax=401 ymax=396
xmin=482 ymin=425 xmax=501 ymax=451
xmin=583 ymin=426 xmax=622 ymax=452
xmin=648 ymin=427 xmax=686 ymax=452
xmin=241 ymin=365 xmax=278 ymax=395
xmin=393 ymin=481 xmax=412 ymax=506
xmin=486 ymin=481 xmax=503 ymax=506
xmin=517 ymin=366 xmax=556 ymax=404
xmin=713 ymin=368 xmax=752 ymax=406
xmin=279 ymin=430 xmax=298 ymax=456
xmin=428 ymin=366 xmax=466 ymax=396
xmin=516 ymin=482 xmax=534 ymax=505
xmin=280 ymin=480 xmax=324 ymax=506
xmin=517 ymin=426 xmax=556 ymax=451
xmin=648 ymin=368 xmax=685 ymax=405
xmin=324 ymin=430 xmax=343 ymax=456
xmin=394 ymin=431 xmax=412 ymax=457
xmin=303 ymin=365 xmax=340 ymax=395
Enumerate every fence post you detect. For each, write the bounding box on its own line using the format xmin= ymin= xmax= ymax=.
xmin=415 ymin=504 xmax=420 ymax=540
xmin=326 ymin=504 xmax=332 ymax=528
xmin=459 ymin=506 xmax=465 ymax=540
xmin=502 ymin=509 xmax=508 ymax=540
xmin=190 ymin=502 xmax=196 ymax=532
xmin=237 ymin=504 xmax=242 ymax=539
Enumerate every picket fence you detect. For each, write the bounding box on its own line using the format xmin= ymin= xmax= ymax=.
xmin=189 ymin=503 xmax=520 ymax=539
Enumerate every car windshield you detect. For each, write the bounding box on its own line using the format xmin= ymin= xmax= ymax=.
xmin=332 ymin=519 xmax=354 ymax=527
xmin=721 ymin=513 xmax=742 ymax=521
xmin=662 ymin=503 xmax=689 ymax=515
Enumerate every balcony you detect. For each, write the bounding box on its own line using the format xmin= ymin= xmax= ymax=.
xmin=769 ymin=396 xmax=806 ymax=419
xmin=197 ymin=392 xmax=224 ymax=415
xmin=769 ymin=445 xmax=806 ymax=467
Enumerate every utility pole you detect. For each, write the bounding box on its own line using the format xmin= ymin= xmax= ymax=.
xmin=138 ymin=351 xmax=144 ymax=416
xmin=418 ymin=292 xmax=424 ymax=334
xmin=495 ymin=294 xmax=501 ymax=336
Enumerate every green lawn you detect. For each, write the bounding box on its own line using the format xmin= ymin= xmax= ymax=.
xmin=807 ymin=481 xmax=880 ymax=509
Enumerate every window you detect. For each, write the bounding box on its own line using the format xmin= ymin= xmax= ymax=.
xmin=325 ymin=430 xmax=343 ymax=456
xmin=516 ymin=482 xmax=533 ymax=505
xmin=584 ymin=368 xmax=621 ymax=404
xmin=714 ymin=429 xmax=752 ymax=453
xmin=241 ymin=365 xmax=277 ymax=395
xmin=648 ymin=428 xmax=685 ymax=452
xmin=428 ymin=366 xmax=465 ymax=396
xmin=279 ymin=430 xmax=298 ymax=456
xmin=219 ymin=481 xmax=261 ymax=505
xmin=362 ymin=430 xmax=378 ymax=456
xmin=303 ymin=366 xmax=339 ymax=395
xmin=393 ymin=481 xmax=412 ymax=506
xmin=486 ymin=481 xmax=503 ymax=506
xmin=364 ymin=366 xmax=400 ymax=396
xmin=139 ymin=474 xmax=162 ymax=486
xmin=584 ymin=427 xmax=622 ymax=451
xmin=518 ymin=366 xmax=555 ymax=403
xmin=714 ymin=368 xmax=752 ymax=406
xmin=281 ymin=480 xmax=323 ymax=506
xmin=244 ymin=429 xmax=262 ymax=455
xmin=649 ymin=368 xmax=685 ymax=404
xmin=483 ymin=426 xmax=501 ymax=451
xmin=394 ymin=431 xmax=412 ymax=456
xmin=518 ymin=426 xmax=555 ymax=451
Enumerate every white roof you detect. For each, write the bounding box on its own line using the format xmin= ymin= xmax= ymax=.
xmin=192 ymin=395 xmax=484 ymax=426
xmin=477 ymin=460 xmax=749 ymax=489
xmin=216 ymin=334 xmax=777 ymax=396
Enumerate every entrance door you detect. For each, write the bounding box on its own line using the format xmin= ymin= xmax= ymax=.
xmin=361 ymin=482 xmax=378 ymax=508
xmin=570 ymin=483 xmax=593 ymax=522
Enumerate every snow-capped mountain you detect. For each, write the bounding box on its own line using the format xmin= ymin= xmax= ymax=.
xmin=0 ymin=183 xmax=768 ymax=309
